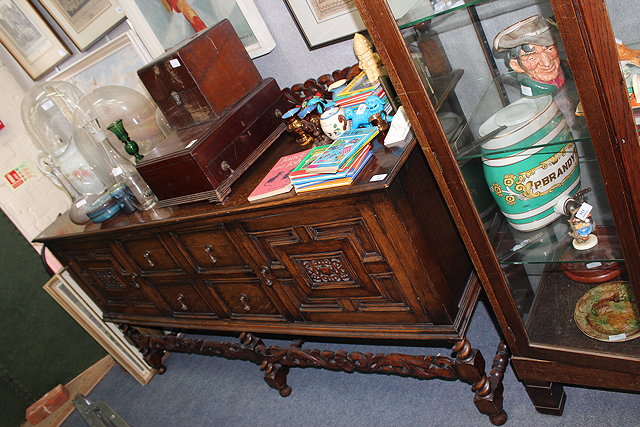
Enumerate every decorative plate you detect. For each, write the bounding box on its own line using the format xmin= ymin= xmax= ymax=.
xmin=574 ymin=281 xmax=640 ymax=342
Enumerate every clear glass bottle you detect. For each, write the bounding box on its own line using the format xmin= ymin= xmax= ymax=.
xmin=37 ymin=153 xmax=102 ymax=225
xmin=80 ymin=120 xmax=158 ymax=211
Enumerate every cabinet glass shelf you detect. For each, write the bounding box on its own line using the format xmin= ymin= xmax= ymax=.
xmin=449 ymin=72 xmax=591 ymax=160
xmin=396 ymin=0 xmax=490 ymax=29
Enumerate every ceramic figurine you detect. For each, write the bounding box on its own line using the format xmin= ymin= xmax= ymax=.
xmin=368 ymin=112 xmax=390 ymax=134
xmin=281 ymin=107 xmax=316 ymax=146
xmin=320 ymin=106 xmax=350 ymax=140
xmin=568 ymin=210 xmax=597 ymax=250
xmin=555 ymin=189 xmax=598 ymax=250
xmin=494 ymin=15 xmax=569 ymax=96
xmin=302 ymin=93 xmax=331 ymax=114
xmin=345 ymin=95 xmax=390 ymax=129
xmin=353 ymin=33 xmax=384 ymax=83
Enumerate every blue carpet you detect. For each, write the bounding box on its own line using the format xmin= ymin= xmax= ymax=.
xmin=62 ymin=301 xmax=639 ymax=426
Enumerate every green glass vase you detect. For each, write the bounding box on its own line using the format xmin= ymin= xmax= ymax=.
xmin=107 ymin=119 xmax=144 ymax=163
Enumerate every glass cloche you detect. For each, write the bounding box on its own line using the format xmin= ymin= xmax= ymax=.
xmin=76 ymin=85 xmax=171 ymax=162
xmin=21 ymin=81 xmax=83 ymax=157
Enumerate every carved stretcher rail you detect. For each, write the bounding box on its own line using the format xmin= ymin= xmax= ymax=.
xmin=121 ymin=326 xmax=509 ymax=425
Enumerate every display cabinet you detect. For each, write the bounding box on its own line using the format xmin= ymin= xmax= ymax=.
xmin=354 ymin=0 xmax=640 ymax=416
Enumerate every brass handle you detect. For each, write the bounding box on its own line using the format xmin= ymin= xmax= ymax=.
xmin=204 ymin=245 xmax=217 ymax=264
xmin=170 ymin=91 xmax=182 ymax=105
xmin=131 ymin=274 xmax=141 ymax=289
xmin=177 ymin=294 xmax=188 ymax=311
xmin=143 ymin=250 xmax=155 ymax=268
xmin=220 ymin=160 xmax=235 ymax=175
xmin=260 ymin=266 xmax=273 ymax=287
xmin=240 ymin=294 xmax=251 ymax=312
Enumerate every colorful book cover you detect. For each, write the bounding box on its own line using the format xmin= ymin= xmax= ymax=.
xmin=291 ymin=145 xmax=371 ymax=187
xmin=247 ymin=149 xmax=311 ymax=202
xmin=295 ymin=151 xmax=373 ymax=193
xmin=288 ymin=144 xmax=331 ymax=181
xmin=335 ymin=71 xmax=379 ymax=100
xmin=306 ymin=128 xmax=378 ymax=174
xmin=335 ymin=86 xmax=385 ymax=107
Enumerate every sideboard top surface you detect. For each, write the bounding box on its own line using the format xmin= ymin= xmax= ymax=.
xmin=35 ymin=132 xmax=416 ymax=242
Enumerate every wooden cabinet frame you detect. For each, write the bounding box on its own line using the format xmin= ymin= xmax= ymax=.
xmin=354 ymin=0 xmax=640 ymax=416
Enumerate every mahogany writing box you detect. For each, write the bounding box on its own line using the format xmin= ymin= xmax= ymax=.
xmin=136 ymin=78 xmax=285 ymax=207
xmin=137 ymin=19 xmax=262 ymax=130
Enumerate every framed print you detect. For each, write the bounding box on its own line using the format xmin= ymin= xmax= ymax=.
xmin=44 ymin=269 xmax=156 ymax=385
xmin=114 ymin=0 xmax=275 ymax=59
xmin=284 ymin=0 xmax=421 ymax=49
xmin=38 ymin=0 xmax=126 ymax=51
xmin=49 ymin=30 xmax=151 ymax=95
xmin=0 ymin=0 xmax=69 ymax=79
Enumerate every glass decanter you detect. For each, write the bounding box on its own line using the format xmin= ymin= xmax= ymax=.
xmin=37 ymin=153 xmax=102 ymax=225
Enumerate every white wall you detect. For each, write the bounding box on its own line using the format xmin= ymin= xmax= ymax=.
xmin=252 ymin=0 xmax=358 ymax=88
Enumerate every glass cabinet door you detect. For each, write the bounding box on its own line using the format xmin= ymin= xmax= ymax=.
xmin=352 ymin=0 xmax=640 ymax=360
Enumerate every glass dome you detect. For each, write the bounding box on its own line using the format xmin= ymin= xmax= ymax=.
xmin=76 ymin=86 xmax=170 ymax=162
xmin=21 ymin=80 xmax=83 ymax=157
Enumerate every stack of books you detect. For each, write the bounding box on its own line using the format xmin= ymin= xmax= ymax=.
xmin=290 ymin=128 xmax=378 ymax=193
xmin=247 ymin=128 xmax=378 ymax=201
xmin=334 ymin=71 xmax=385 ymax=108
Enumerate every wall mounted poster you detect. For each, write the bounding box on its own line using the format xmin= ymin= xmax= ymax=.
xmin=38 ymin=0 xmax=125 ymax=51
xmin=115 ymin=0 xmax=275 ymax=59
xmin=0 ymin=0 xmax=70 ymax=79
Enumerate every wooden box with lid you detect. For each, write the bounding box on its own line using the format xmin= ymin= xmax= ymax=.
xmin=137 ymin=19 xmax=262 ymax=129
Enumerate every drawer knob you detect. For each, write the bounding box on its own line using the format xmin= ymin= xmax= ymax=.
xmin=220 ymin=160 xmax=235 ymax=175
xmin=204 ymin=245 xmax=218 ymax=264
xmin=143 ymin=250 xmax=155 ymax=268
xmin=131 ymin=274 xmax=141 ymax=289
xmin=239 ymin=294 xmax=251 ymax=312
xmin=177 ymin=294 xmax=188 ymax=311
xmin=170 ymin=91 xmax=182 ymax=106
xmin=260 ymin=266 xmax=273 ymax=287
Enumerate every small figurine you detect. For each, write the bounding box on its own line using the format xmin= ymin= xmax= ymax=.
xmin=353 ymin=33 xmax=384 ymax=83
xmin=280 ymin=107 xmax=316 ymax=146
xmin=494 ymin=15 xmax=569 ymax=96
xmin=302 ymin=92 xmax=331 ymax=114
xmin=557 ymin=188 xmax=598 ymax=250
xmin=368 ymin=112 xmax=390 ymax=134
xmin=345 ymin=95 xmax=390 ymax=129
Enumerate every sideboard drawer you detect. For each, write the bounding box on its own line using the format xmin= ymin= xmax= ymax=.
xmin=149 ymin=279 xmax=220 ymax=318
xmin=171 ymin=225 xmax=253 ymax=276
xmin=62 ymin=249 xmax=163 ymax=316
xmin=116 ymin=234 xmax=185 ymax=276
xmin=203 ymin=279 xmax=285 ymax=320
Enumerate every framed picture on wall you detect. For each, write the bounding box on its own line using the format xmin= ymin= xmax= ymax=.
xmin=37 ymin=0 xmax=126 ymax=51
xmin=114 ymin=0 xmax=275 ymax=59
xmin=0 ymin=0 xmax=70 ymax=79
xmin=284 ymin=0 xmax=423 ymax=49
xmin=48 ymin=30 xmax=152 ymax=95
